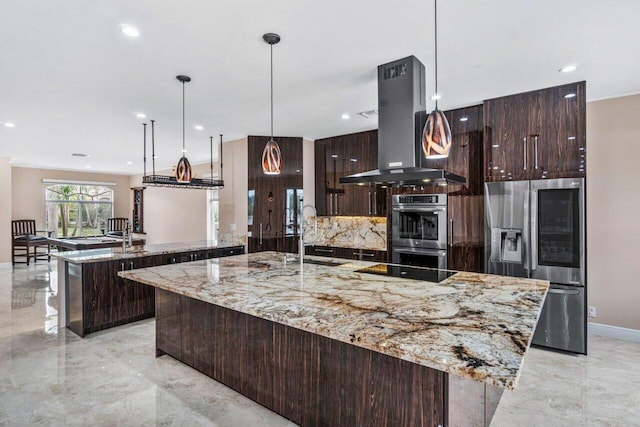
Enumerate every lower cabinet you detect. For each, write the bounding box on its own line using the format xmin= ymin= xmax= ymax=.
xmin=306 ymin=245 xmax=387 ymax=263
xmin=68 ymin=245 xmax=245 ymax=337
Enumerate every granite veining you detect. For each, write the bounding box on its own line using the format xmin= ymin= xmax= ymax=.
xmin=304 ymin=216 xmax=386 ymax=250
xmin=119 ymin=251 xmax=548 ymax=389
xmin=52 ymin=241 xmax=244 ymax=264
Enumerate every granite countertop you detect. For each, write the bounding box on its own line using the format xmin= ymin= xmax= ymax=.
xmin=119 ymin=251 xmax=548 ymax=390
xmin=52 ymin=241 xmax=244 ymax=264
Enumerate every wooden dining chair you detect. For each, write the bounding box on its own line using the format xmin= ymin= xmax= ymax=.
xmin=106 ymin=218 xmax=129 ymax=237
xmin=11 ymin=219 xmax=51 ymax=265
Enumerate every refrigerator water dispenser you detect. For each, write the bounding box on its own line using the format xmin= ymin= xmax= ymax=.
xmin=490 ymin=228 xmax=523 ymax=263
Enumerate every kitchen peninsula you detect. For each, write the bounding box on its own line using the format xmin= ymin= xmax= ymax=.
xmin=120 ymin=251 xmax=548 ymax=426
xmin=54 ymin=241 xmax=243 ymax=337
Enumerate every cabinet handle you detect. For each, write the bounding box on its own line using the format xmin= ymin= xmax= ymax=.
xmin=534 ymin=135 xmax=539 ymax=170
xmin=523 ymin=137 xmax=527 ymax=171
xmin=329 ymin=193 xmax=333 ymax=215
xmin=130 ymin=261 xmax=134 ymax=270
xmin=335 ymin=193 xmax=338 ymax=215
xmin=361 ymin=252 xmax=375 ymax=257
xmin=315 ymin=248 xmax=334 ymax=254
xmin=368 ymin=189 xmax=372 ymax=215
xmin=373 ymin=190 xmax=377 ymax=215
xmin=120 ymin=262 xmax=125 ymax=271
xmin=259 ymin=223 xmax=263 ymax=244
xmin=449 ymin=218 xmax=454 ymax=246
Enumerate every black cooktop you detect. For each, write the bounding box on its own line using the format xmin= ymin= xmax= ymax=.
xmin=354 ymin=264 xmax=456 ymax=283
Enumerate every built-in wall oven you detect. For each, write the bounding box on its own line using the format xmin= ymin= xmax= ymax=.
xmin=391 ymin=194 xmax=447 ymax=270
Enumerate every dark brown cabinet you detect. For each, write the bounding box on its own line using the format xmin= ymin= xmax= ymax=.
xmin=315 ymin=130 xmax=386 ymax=217
xmin=306 ymin=245 xmax=387 ymax=263
xmin=484 ymin=81 xmax=586 ymax=182
xmin=248 ymin=136 xmax=303 ymax=254
xmin=67 ymin=245 xmax=244 ymax=337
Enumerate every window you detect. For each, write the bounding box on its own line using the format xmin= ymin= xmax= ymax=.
xmin=45 ymin=184 xmax=114 ymax=237
xmin=207 ymin=188 xmax=220 ymax=243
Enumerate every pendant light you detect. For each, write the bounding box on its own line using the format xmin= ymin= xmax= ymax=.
xmin=176 ymin=75 xmax=193 ymax=182
xmin=422 ymin=0 xmax=452 ymax=160
xmin=262 ymin=33 xmax=283 ymax=175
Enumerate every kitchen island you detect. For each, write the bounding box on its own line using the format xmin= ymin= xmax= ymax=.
xmin=54 ymin=241 xmax=243 ymax=337
xmin=120 ymin=251 xmax=548 ymax=426
xmin=48 ymin=235 xmax=146 ymax=251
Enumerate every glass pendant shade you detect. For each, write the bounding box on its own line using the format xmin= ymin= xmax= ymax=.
xmin=262 ymin=138 xmax=282 ymax=175
xmin=176 ymin=156 xmax=192 ymax=182
xmin=422 ymin=109 xmax=452 ymax=159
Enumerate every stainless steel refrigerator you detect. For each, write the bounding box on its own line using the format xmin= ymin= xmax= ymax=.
xmin=485 ymin=178 xmax=586 ymax=354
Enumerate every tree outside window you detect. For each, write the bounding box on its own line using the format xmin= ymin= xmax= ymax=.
xmin=45 ymin=184 xmax=114 ymax=237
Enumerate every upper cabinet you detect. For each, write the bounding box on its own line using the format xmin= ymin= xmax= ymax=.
xmin=484 ymin=81 xmax=586 ymax=182
xmin=315 ymin=130 xmax=386 ymax=217
xmin=422 ymin=104 xmax=484 ymax=196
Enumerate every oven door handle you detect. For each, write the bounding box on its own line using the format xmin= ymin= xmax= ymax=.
xmin=392 ymin=207 xmax=446 ymax=213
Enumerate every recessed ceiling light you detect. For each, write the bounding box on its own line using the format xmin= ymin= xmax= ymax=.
xmin=459 ymin=117 xmax=469 ymax=122
xmin=431 ymin=94 xmax=441 ymax=100
xmin=127 ymin=161 xmax=133 ymax=165
xmin=559 ymin=65 xmax=577 ymax=73
xmin=120 ymin=24 xmax=140 ymax=38
xmin=136 ymin=113 xmax=146 ymax=118
xmin=4 ymin=122 xmax=15 ymax=128
xmin=71 ymin=153 xmax=90 ymax=157
xmin=341 ymin=114 xmax=350 ymax=120
xmin=564 ymin=93 xmax=576 ymax=99
xmin=85 ymin=165 xmax=91 ymax=169
xmin=194 ymin=125 xmax=204 ymax=130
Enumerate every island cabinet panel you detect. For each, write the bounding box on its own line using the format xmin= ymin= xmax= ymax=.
xmin=68 ymin=246 xmax=244 ymax=337
xmin=484 ymin=81 xmax=586 ymax=182
xmin=155 ymin=289 xmax=446 ymax=427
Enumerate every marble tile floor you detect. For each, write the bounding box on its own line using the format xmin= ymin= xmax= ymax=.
xmin=1 ymin=262 xmax=639 ymax=426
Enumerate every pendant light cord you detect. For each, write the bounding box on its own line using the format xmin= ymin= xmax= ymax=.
xmin=434 ymin=0 xmax=438 ymax=110
xmin=182 ymin=81 xmax=186 ymax=153
xmin=270 ymin=43 xmax=274 ymax=139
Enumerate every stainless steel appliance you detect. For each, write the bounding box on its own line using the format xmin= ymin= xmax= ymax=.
xmin=392 ymin=194 xmax=448 ymax=270
xmin=485 ymin=178 xmax=586 ymax=354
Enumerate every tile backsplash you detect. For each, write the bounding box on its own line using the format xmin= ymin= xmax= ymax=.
xmin=304 ymin=216 xmax=387 ymax=251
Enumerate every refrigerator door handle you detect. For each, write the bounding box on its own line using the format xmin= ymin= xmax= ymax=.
xmin=531 ymin=189 xmax=538 ymax=271
xmin=523 ymin=184 xmax=531 ymax=273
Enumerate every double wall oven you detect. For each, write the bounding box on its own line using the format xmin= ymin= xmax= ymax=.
xmin=391 ymin=194 xmax=447 ymax=270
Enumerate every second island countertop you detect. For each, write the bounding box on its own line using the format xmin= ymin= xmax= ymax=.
xmin=52 ymin=241 xmax=244 ymax=264
xmin=119 ymin=251 xmax=548 ymax=390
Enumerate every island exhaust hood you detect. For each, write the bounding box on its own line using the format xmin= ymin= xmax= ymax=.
xmin=340 ymin=56 xmax=465 ymax=186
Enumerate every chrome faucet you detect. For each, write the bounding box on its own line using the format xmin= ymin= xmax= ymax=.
xmin=299 ymin=203 xmax=318 ymax=263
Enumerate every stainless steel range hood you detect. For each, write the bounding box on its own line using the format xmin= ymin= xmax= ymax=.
xmin=340 ymin=56 xmax=465 ymax=186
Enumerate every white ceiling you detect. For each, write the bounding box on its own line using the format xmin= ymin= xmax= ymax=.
xmin=2 ymin=0 xmax=639 ymax=174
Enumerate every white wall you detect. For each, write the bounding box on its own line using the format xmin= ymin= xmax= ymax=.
xmin=586 ymin=94 xmax=640 ymax=330
xmin=0 ymin=158 xmax=12 ymax=263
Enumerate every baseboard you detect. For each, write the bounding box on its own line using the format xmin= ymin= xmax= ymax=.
xmin=0 ymin=262 xmax=11 ymax=268
xmin=588 ymin=322 xmax=640 ymax=343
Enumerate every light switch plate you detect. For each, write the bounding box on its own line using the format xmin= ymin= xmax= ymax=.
xmin=588 ymin=306 xmax=596 ymax=317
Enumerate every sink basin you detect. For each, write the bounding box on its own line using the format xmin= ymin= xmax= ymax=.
xmin=302 ymin=258 xmax=347 ymax=267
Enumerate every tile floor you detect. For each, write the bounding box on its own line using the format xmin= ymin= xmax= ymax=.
xmin=1 ymin=262 xmax=638 ymax=426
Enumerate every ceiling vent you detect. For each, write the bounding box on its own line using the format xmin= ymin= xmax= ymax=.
xmin=357 ymin=109 xmax=378 ymax=119
xmin=71 ymin=153 xmax=90 ymax=157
